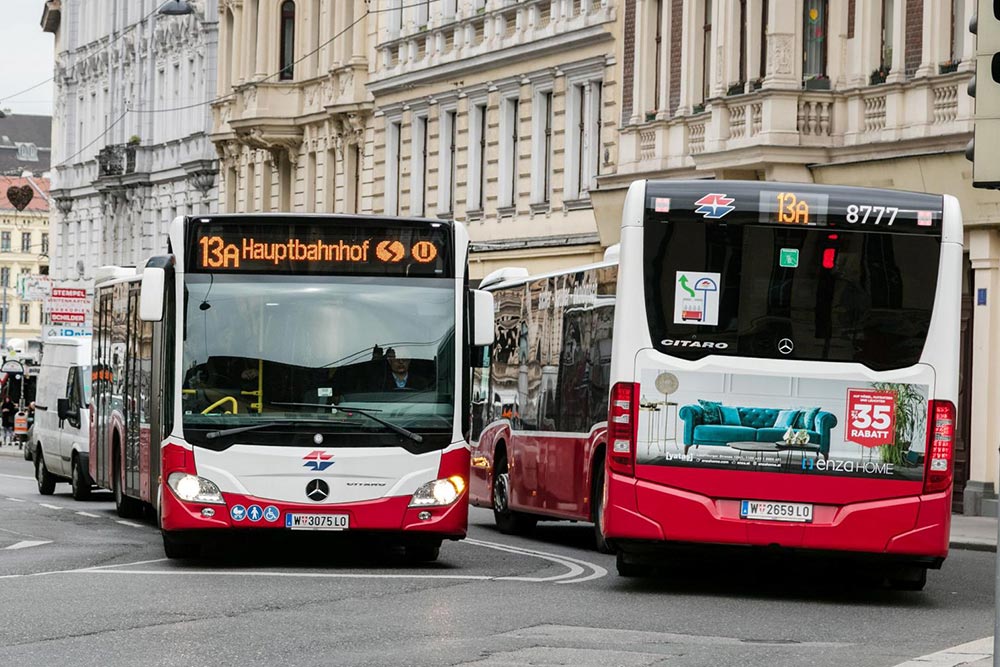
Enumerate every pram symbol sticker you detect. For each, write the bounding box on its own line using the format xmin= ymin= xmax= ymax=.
xmin=674 ymin=272 xmax=720 ymax=326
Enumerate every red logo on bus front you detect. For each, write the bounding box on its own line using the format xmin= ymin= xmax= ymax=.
xmin=846 ymin=389 xmax=896 ymax=448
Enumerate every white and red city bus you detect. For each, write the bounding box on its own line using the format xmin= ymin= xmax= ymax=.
xmin=471 ymin=180 xmax=961 ymax=589
xmin=91 ymin=214 xmax=492 ymax=560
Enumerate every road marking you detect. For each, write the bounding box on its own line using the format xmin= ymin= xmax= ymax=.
xmin=115 ymin=520 xmax=143 ymax=528
xmin=75 ymin=511 xmax=101 ymax=518
xmin=38 ymin=503 xmax=63 ymax=510
xmin=5 ymin=540 xmax=52 ymax=550
xmin=465 ymin=538 xmax=608 ymax=584
xmin=5 ymin=497 xmax=25 ymax=502
xmin=891 ymin=637 xmax=992 ymax=667
xmin=0 ymin=473 xmax=36 ymax=481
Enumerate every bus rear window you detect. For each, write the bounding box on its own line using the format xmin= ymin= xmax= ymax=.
xmin=643 ymin=221 xmax=942 ymax=370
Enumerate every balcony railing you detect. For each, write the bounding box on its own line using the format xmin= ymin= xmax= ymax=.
xmin=376 ymin=0 xmax=613 ymax=77
xmin=97 ymin=144 xmax=137 ymax=178
xmin=618 ymin=71 xmax=972 ymax=175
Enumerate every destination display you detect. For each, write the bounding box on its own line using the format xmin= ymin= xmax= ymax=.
xmin=185 ymin=217 xmax=452 ymax=277
xmin=644 ymin=181 xmax=944 ymax=234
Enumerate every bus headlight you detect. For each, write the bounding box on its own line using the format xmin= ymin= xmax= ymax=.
xmin=167 ymin=472 xmax=225 ymax=505
xmin=409 ymin=476 xmax=466 ymax=507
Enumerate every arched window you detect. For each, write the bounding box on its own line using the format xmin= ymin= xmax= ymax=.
xmin=279 ymin=0 xmax=296 ymax=81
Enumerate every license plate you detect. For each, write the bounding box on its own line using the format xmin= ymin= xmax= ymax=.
xmin=740 ymin=500 xmax=813 ymax=523
xmin=285 ymin=513 xmax=350 ymax=531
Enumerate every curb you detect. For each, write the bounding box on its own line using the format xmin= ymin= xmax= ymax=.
xmin=950 ymin=540 xmax=997 ymax=553
xmin=0 ymin=447 xmax=27 ymax=459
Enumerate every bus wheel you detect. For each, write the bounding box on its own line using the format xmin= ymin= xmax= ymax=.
xmin=71 ymin=455 xmax=90 ymax=501
xmin=162 ymin=531 xmax=200 ymax=560
xmin=404 ymin=539 xmax=442 ymax=564
xmin=616 ymin=551 xmax=650 ymax=578
xmin=492 ymin=454 xmax=537 ymax=535
xmin=113 ymin=451 xmax=143 ymax=519
xmin=887 ymin=566 xmax=927 ymax=591
xmin=35 ymin=448 xmax=55 ymax=495
xmin=592 ymin=460 xmax=614 ymax=554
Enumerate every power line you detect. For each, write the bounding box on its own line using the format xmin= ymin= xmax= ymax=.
xmin=50 ymin=110 xmax=130 ymax=171
xmin=0 ymin=79 xmax=54 ymax=107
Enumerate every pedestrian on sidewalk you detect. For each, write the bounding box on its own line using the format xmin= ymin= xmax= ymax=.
xmin=1 ymin=393 xmax=16 ymax=446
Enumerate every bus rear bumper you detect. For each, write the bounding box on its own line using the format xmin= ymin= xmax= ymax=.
xmin=160 ymin=485 xmax=468 ymax=540
xmin=604 ymin=472 xmax=950 ymax=561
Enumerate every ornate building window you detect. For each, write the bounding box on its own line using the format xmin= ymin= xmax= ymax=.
xmin=279 ymin=1 xmax=296 ymax=81
xmin=701 ymin=0 xmax=713 ymax=103
xmin=803 ymin=0 xmax=828 ymax=80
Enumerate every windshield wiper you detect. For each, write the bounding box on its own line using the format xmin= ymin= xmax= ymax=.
xmin=205 ymin=419 xmax=343 ymax=440
xmin=270 ymin=402 xmax=423 ymax=443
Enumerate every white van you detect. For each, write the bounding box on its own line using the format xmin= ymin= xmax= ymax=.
xmin=33 ymin=337 xmax=93 ymax=500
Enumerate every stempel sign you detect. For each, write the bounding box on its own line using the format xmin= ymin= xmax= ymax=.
xmin=846 ymin=389 xmax=896 ymax=448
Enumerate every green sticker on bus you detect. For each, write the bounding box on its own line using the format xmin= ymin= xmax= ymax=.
xmin=779 ymin=248 xmax=799 ymax=268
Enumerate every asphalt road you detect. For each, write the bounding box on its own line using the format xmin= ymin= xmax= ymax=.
xmin=0 ymin=453 xmax=994 ymax=667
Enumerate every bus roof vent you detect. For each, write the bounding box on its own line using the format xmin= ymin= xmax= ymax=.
xmin=479 ymin=267 xmax=530 ymax=289
xmin=93 ymin=266 xmax=137 ymax=284
xmin=603 ymin=244 xmax=621 ymax=264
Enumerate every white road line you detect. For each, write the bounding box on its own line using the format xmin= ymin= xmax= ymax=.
xmin=464 ymin=538 xmax=608 ymax=584
xmin=79 ymin=570 xmax=498 ymax=581
xmin=5 ymin=540 xmax=52 ymax=550
xmin=0 ymin=473 xmax=36 ymax=481
xmin=115 ymin=520 xmax=143 ymax=528
xmin=891 ymin=637 xmax=992 ymax=667
xmin=5 ymin=497 xmax=25 ymax=502
xmin=81 ymin=558 xmax=170 ymax=571
xmin=38 ymin=503 xmax=63 ymax=510
xmin=75 ymin=511 xmax=101 ymax=518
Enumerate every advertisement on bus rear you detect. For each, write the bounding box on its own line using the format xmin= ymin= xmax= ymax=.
xmin=634 ymin=366 xmax=929 ymax=481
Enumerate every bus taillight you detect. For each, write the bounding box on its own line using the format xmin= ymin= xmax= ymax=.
xmin=924 ymin=400 xmax=956 ymax=494
xmin=608 ymin=382 xmax=638 ymax=477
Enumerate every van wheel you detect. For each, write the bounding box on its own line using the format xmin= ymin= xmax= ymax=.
xmin=35 ymin=449 xmax=56 ymax=495
xmin=492 ymin=454 xmax=537 ymax=535
xmin=71 ymin=455 xmax=91 ymax=501
xmin=162 ymin=531 xmax=200 ymax=559
xmin=113 ymin=450 xmax=143 ymax=519
xmin=592 ymin=460 xmax=614 ymax=554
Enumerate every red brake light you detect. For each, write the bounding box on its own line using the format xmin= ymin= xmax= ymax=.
xmin=607 ymin=382 xmax=638 ymax=477
xmin=822 ymin=248 xmax=836 ymax=269
xmin=923 ymin=400 xmax=955 ymax=494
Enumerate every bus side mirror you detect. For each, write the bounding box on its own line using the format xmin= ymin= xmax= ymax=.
xmin=472 ymin=289 xmax=495 ymax=347
xmin=139 ymin=267 xmax=166 ymax=322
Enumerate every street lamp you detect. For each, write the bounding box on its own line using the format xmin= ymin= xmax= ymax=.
xmin=158 ymin=0 xmax=195 ymax=16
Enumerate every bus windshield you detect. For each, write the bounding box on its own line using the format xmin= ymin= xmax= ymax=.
xmin=182 ymin=274 xmax=455 ymax=445
xmin=643 ymin=221 xmax=941 ymax=371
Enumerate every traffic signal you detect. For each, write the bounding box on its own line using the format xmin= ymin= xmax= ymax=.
xmin=968 ymin=0 xmax=1000 ymax=189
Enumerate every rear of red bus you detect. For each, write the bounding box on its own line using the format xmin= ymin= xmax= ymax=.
xmin=602 ymin=180 xmax=963 ymax=588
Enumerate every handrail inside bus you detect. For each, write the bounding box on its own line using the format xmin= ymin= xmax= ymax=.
xmin=201 ymin=396 xmax=238 ymax=415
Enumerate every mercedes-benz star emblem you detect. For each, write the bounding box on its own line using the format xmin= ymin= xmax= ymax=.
xmin=778 ymin=338 xmax=794 ymax=355
xmin=306 ymin=479 xmax=329 ymax=502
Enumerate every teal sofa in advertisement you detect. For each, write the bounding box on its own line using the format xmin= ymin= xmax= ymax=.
xmin=678 ymin=405 xmax=837 ymax=460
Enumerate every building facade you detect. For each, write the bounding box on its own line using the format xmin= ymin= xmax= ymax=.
xmin=211 ymin=0 xmax=373 ymax=219
xmin=0 ymin=176 xmax=51 ymax=346
xmin=599 ymin=0 xmax=998 ymax=516
xmin=42 ymin=0 xmax=220 ymax=286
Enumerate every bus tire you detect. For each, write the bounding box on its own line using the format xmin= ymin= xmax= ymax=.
xmin=492 ymin=452 xmax=537 ymax=535
xmin=113 ymin=448 xmax=143 ymax=519
xmin=162 ymin=532 xmax=200 ymax=560
xmin=887 ymin=566 xmax=927 ymax=591
xmin=71 ymin=454 xmax=91 ymax=501
xmin=35 ymin=447 xmax=56 ymax=495
xmin=404 ymin=539 xmax=442 ymax=563
xmin=591 ymin=458 xmax=614 ymax=554
xmin=616 ymin=551 xmax=650 ymax=578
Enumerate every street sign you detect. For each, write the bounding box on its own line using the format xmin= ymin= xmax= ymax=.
xmin=41 ymin=326 xmax=92 ymax=341
xmin=18 ymin=275 xmax=52 ymax=302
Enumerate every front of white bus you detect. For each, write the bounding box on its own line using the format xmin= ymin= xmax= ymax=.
xmin=156 ymin=215 xmax=475 ymax=560
xmin=604 ymin=181 xmax=962 ymax=588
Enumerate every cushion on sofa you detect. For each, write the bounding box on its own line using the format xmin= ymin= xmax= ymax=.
xmin=698 ymin=400 xmax=723 ymax=424
xmin=737 ymin=408 xmax=781 ymax=429
xmin=794 ymin=407 xmax=821 ymax=431
xmin=719 ymin=405 xmax=741 ymax=425
xmin=773 ymin=409 xmax=800 ymax=428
